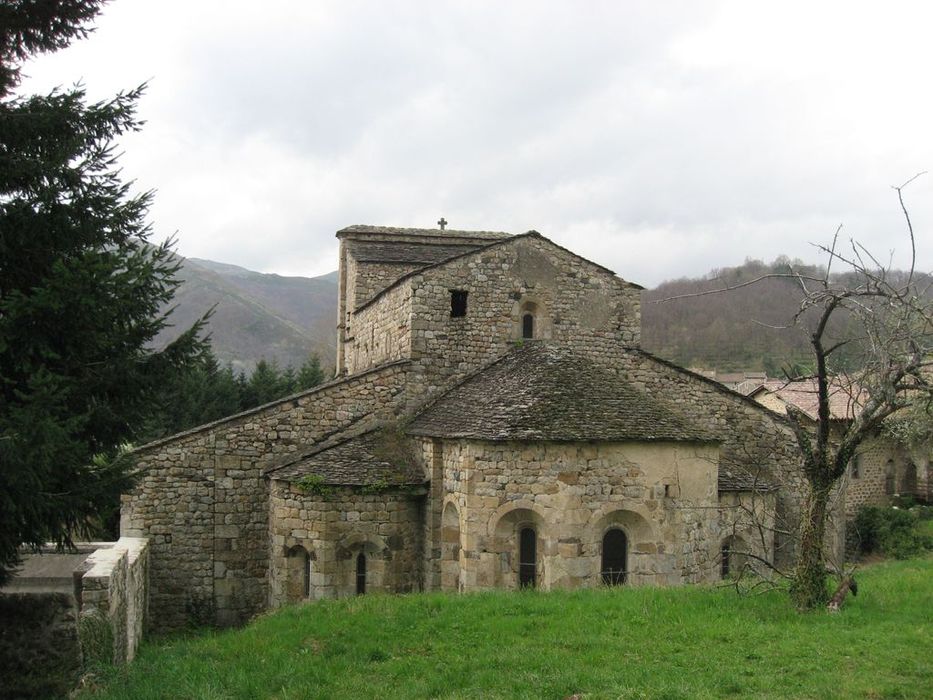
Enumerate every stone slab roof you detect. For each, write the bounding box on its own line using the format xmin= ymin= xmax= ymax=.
xmin=408 ymin=343 xmax=716 ymax=443
xmin=337 ymin=225 xmax=511 ymax=241
xmin=267 ymin=429 xmax=425 ymax=486
xmin=347 ymin=240 xmax=482 ymax=265
xmin=718 ymin=467 xmax=777 ymax=492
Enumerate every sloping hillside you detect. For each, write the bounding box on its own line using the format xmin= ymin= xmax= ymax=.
xmin=153 ymin=258 xmax=337 ymax=373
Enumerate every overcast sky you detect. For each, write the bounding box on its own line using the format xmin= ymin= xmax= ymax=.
xmin=20 ymin=0 xmax=933 ymax=287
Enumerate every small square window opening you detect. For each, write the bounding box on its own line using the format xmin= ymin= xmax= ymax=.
xmin=450 ymin=290 xmax=468 ymax=317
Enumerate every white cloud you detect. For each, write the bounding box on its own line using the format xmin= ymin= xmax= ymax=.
xmin=18 ymin=0 xmax=933 ymax=286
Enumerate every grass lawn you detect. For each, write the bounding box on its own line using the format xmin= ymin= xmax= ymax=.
xmin=81 ymin=557 xmax=932 ymax=700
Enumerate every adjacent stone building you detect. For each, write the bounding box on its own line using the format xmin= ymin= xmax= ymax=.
xmin=749 ymin=379 xmax=931 ymax=524
xmin=123 ymin=225 xmax=822 ymax=632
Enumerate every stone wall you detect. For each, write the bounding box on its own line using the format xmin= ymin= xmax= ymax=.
xmin=0 ymin=591 xmax=80 ymax=698
xmin=843 ymin=433 xmax=930 ymax=520
xmin=267 ymin=480 xmax=424 ymax=605
xmin=406 ymin=236 xmax=642 ymax=387
xmin=0 ymin=539 xmax=149 ymax=697
xmin=345 ymin=281 xmax=413 ymax=373
xmin=351 ymin=260 xmax=422 ymax=314
xmin=608 ymin=350 xmax=842 ymax=569
xmin=718 ymin=491 xmax=777 ymax=577
xmin=123 ymin=361 xmax=412 ymax=631
xmin=421 ymin=438 xmax=721 ymax=592
xmin=78 ymin=537 xmax=149 ymax=666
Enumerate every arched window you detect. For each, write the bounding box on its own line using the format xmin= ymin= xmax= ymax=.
xmin=721 ymin=541 xmax=732 ymax=578
xmin=601 ymin=529 xmax=627 ymax=585
xmin=885 ymin=460 xmax=896 ymax=495
xmin=519 ymin=527 xmax=536 ymax=588
xmin=356 ymin=552 xmax=366 ymax=595
xmin=522 ymin=313 xmax=534 ymax=339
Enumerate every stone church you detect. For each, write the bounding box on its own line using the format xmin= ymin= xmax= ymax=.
xmin=123 ymin=225 xmax=824 ymax=631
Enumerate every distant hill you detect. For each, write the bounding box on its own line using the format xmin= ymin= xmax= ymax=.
xmin=153 ymin=257 xmax=338 ymax=374
xmin=156 ymin=254 xmax=916 ymax=376
xmin=641 ymin=258 xmax=824 ymax=373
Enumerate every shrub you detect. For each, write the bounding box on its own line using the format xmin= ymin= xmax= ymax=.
xmin=853 ymin=505 xmax=933 ymax=559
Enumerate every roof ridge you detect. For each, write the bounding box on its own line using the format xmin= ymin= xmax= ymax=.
xmin=133 ymin=360 xmax=409 ymax=454
xmin=353 ymin=232 xmax=541 ymax=314
xmin=264 ymin=423 xmax=386 ymax=476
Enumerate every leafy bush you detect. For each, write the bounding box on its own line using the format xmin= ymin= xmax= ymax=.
xmin=853 ymin=505 xmax=933 ymax=559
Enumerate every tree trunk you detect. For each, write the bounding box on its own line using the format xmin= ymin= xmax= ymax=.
xmin=827 ymin=575 xmax=856 ymax=612
xmin=790 ymin=484 xmax=831 ymax=610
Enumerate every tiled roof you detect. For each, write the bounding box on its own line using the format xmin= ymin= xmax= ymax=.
xmin=267 ymin=429 xmax=425 ymax=486
xmin=337 ymin=225 xmax=511 ymax=240
xmin=408 ymin=343 xmax=716 ymax=443
xmin=749 ymin=378 xmax=863 ymax=421
xmin=347 ymin=240 xmax=482 ymax=265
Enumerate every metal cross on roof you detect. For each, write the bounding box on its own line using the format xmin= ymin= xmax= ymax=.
xmin=437 ymin=217 xmax=447 ymax=230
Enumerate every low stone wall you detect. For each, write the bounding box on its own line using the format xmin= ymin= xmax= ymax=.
xmin=0 ymin=591 xmax=80 ymax=698
xmin=0 ymin=539 xmax=149 ymax=698
xmin=78 ymin=538 xmax=149 ymax=665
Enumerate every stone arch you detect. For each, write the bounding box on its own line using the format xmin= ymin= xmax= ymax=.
xmin=586 ymin=508 xmax=657 ymax=586
xmin=335 ymin=533 xmax=389 ymax=597
xmin=489 ymin=503 xmax=548 ymax=589
xmin=441 ymin=500 xmax=462 ymax=592
xmin=511 ymin=295 xmax=551 ymax=340
xmin=901 ymin=462 xmax=918 ymax=496
xmin=885 ymin=459 xmax=897 ymax=495
xmin=284 ymin=544 xmax=312 ymax=603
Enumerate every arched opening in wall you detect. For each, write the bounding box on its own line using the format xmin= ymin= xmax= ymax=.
xmin=441 ymin=501 xmax=461 ymax=592
xmin=520 ymin=301 xmax=538 ymax=340
xmin=902 ymin=462 xmax=918 ymax=496
xmin=491 ymin=506 xmax=547 ymax=590
xmin=356 ymin=552 xmax=367 ymax=595
xmin=519 ymin=527 xmax=537 ymax=588
xmin=885 ymin=460 xmax=896 ymax=495
xmin=522 ymin=313 xmax=534 ymax=339
xmin=587 ymin=508 xmax=655 ymax=587
xmin=601 ymin=528 xmax=627 ymax=585
xmin=721 ymin=540 xmax=732 ymax=578
xmin=285 ymin=545 xmax=311 ymax=603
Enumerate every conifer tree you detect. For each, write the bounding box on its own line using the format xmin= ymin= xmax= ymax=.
xmin=0 ymin=1 xmax=206 ymax=583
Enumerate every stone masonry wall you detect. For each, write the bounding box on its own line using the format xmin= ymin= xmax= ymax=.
xmin=612 ymin=350 xmax=843 ymax=569
xmin=123 ymin=361 xmax=411 ymax=631
xmin=351 ymin=260 xmax=422 ymax=313
xmin=406 ymin=236 xmax=642 ymax=388
xmin=0 ymin=592 xmax=80 ymax=698
xmin=268 ymin=480 xmax=424 ymax=604
xmin=422 ymin=438 xmax=720 ymax=592
xmin=841 ymin=433 xmax=927 ymax=519
xmin=78 ymin=538 xmax=149 ymax=666
xmin=345 ymin=281 xmax=413 ymax=373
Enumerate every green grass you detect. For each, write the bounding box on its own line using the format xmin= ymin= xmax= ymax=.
xmin=82 ymin=558 xmax=932 ymax=700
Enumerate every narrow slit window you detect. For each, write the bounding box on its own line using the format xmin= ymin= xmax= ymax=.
xmin=519 ymin=527 xmax=536 ymax=588
xmin=522 ymin=313 xmax=534 ymax=339
xmin=721 ymin=542 xmax=731 ymax=578
xmin=356 ymin=552 xmax=366 ymax=595
xmin=450 ymin=290 xmax=468 ymax=318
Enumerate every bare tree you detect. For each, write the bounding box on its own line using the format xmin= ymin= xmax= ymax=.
xmin=663 ymin=176 xmax=933 ymax=609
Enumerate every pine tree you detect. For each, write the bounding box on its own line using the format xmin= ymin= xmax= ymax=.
xmin=297 ymin=353 xmax=326 ymax=391
xmin=0 ymin=1 xmax=206 ymax=583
